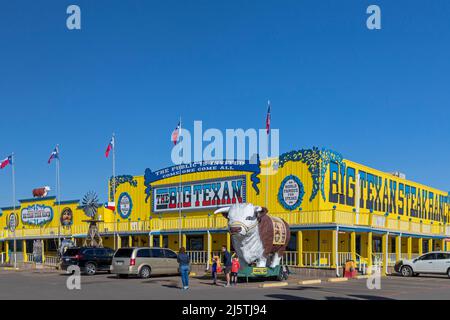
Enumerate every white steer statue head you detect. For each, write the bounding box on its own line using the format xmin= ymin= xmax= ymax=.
xmin=214 ymin=203 xmax=267 ymax=237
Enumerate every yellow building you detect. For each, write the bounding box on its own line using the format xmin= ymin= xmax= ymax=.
xmin=1 ymin=147 xmax=449 ymax=273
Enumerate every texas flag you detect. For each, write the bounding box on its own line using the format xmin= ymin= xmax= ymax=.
xmin=48 ymin=146 xmax=59 ymax=164
xmin=171 ymin=121 xmax=181 ymax=145
xmin=0 ymin=155 xmax=13 ymax=169
xmin=105 ymin=136 xmax=115 ymax=158
xmin=266 ymin=100 xmax=271 ymax=135
xmin=104 ymin=202 xmax=116 ymax=211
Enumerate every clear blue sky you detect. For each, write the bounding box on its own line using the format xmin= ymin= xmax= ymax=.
xmin=0 ymin=0 xmax=449 ymax=207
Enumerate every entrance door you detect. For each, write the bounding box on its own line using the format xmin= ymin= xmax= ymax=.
xmin=187 ymin=236 xmax=204 ymax=251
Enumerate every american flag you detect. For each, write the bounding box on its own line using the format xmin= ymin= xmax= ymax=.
xmin=171 ymin=120 xmax=181 ymax=145
xmin=266 ymin=100 xmax=271 ymax=135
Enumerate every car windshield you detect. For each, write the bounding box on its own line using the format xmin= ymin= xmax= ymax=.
xmin=114 ymin=248 xmax=134 ymax=258
xmin=63 ymin=248 xmax=80 ymax=257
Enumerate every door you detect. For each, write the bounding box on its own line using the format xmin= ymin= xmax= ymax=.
xmin=164 ymin=249 xmax=179 ymax=274
xmin=149 ymin=248 xmax=166 ymax=275
xmin=413 ymin=253 xmax=437 ymax=273
xmin=434 ymin=253 xmax=450 ymax=273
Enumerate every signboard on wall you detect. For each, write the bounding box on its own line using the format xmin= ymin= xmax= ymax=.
xmin=118 ymin=192 xmax=133 ymax=219
xmin=278 ymin=175 xmax=304 ymax=211
xmin=153 ymin=176 xmax=246 ymax=213
xmin=21 ymin=204 xmax=53 ymax=225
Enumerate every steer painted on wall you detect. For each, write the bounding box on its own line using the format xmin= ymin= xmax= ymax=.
xmin=214 ymin=203 xmax=290 ymax=268
xmin=32 ymin=186 xmax=51 ymax=198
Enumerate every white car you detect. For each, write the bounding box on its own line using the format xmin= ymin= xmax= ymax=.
xmin=395 ymin=251 xmax=450 ymax=278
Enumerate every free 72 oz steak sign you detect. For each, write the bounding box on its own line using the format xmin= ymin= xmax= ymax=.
xmin=153 ymin=176 xmax=246 ymax=213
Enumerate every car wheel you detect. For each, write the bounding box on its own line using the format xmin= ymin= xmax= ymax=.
xmin=85 ymin=263 xmax=96 ymax=276
xmin=400 ymin=265 xmax=413 ymax=277
xmin=139 ymin=266 xmax=151 ymax=279
xmin=447 ymin=269 xmax=450 ymax=279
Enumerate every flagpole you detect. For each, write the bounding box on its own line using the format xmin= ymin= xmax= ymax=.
xmin=265 ymin=100 xmax=270 ymax=209
xmin=12 ymin=153 xmax=17 ymax=269
xmin=112 ymin=133 xmax=117 ymax=251
xmin=178 ymin=117 xmax=182 ymax=250
xmin=56 ymin=145 xmax=61 ymax=248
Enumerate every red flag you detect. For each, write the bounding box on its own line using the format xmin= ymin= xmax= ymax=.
xmin=266 ymin=101 xmax=271 ymax=135
xmin=171 ymin=121 xmax=181 ymax=145
xmin=0 ymin=155 xmax=13 ymax=169
xmin=105 ymin=136 xmax=114 ymax=158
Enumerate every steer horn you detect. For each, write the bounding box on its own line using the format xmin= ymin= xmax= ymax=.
xmin=214 ymin=207 xmax=230 ymax=219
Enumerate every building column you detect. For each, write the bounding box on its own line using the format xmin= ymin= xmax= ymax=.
xmin=207 ymin=232 xmax=212 ymax=265
xmin=182 ymin=234 xmax=187 ymax=249
xmin=22 ymin=240 xmax=27 ymax=263
xmin=149 ymin=234 xmax=154 ymax=247
xmin=226 ymin=232 xmax=231 ymax=252
xmin=428 ymin=238 xmax=433 ymax=252
xmin=407 ymin=237 xmax=412 ymax=260
xmin=395 ymin=235 xmax=401 ymax=262
xmin=331 ymin=230 xmax=337 ymax=268
xmin=159 ymin=234 xmax=163 ymax=248
xmin=382 ymin=233 xmax=388 ymax=276
xmin=41 ymin=240 xmax=45 ymax=263
xmin=350 ymin=232 xmax=356 ymax=262
xmin=297 ymin=231 xmax=303 ymax=267
xmin=5 ymin=241 xmax=9 ymax=263
xmin=367 ymin=232 xmax=373 ymax=274
xmin=418 ymin=238 xmax=423 ymax=255
xmin=441 ymin=239 xmax=447 ymax=252
xmin=117 ymin=235 xmax=122 ymax=249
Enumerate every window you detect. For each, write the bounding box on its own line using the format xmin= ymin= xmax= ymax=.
xmin=420 ymin=253 xmax=436 ymax=261
xmin=164 ymin=249 xmax=178 ymax=259
xmin=114 ymin=248 xmax=134 ymax=258
xmin=137 ymin=249 xmax=151 ymax=258
xmin=64 ymin=249 xmax=80 ymax=257
xmin=83 ymin=249 xmax=95 ymax=256
xmin=435 ymin=253 xmax=450 ymax=260
xmin=150 ymin=249 xmax=165 ymax=258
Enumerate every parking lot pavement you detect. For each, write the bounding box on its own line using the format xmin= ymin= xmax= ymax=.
xmin=1 ymin=268 xmax=450 ymax=300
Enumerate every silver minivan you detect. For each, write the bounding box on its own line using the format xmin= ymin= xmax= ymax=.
xmin=111 ymin=247 xmax=180 ymax=279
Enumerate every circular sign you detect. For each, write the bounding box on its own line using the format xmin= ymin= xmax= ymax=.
xmin=278 ymin=175 xmax=305 ymax=211
xmin=8 ymin=213 xmax=18 ymax=232
xmin=118 ymin=193 xmax=133 ymax=219
xmin=60 ymin=207 xmax=73 ymax=227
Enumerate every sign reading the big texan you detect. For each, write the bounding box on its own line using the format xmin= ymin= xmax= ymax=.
xmin=144 ymin=159 xmax=261 ymax=203
xmin=21 ymin=204 xmax=53 ymax=225
xmin=153 ymin=176 xmax=246 ymax=213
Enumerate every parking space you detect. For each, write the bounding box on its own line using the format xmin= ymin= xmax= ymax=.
xmin=1 ymin=268 xmax=450 ymax=300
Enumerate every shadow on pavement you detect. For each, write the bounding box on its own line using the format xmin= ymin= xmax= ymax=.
xmin=265 ymin=294 xmax=314 ymax=300
xmin=348 ymin=294 xmax=395 ymax=300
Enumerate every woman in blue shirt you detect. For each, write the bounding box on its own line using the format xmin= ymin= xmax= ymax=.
xmin=177 ymin=247 xmax=191 ymax=290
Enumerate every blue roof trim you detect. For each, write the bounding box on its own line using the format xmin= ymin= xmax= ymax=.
xmin=55 ymin=200 xmax=80 ymax=205
xmin=0 ymin=206 xmax=20 ymax=211
xmin=19 ymin=196 xmax=56 ymax=203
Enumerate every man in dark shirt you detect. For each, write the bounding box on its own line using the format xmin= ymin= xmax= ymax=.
xmin=221 ymin=245 xmax=232 ymax=287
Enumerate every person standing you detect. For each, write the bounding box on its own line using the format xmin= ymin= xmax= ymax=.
xmin=231 ymin=256 xmax=240 ymax=285
xmin=177 ymin=247 xmax=190 ymax=290
xmin=221 ymin=245 xmax=232 ymax=287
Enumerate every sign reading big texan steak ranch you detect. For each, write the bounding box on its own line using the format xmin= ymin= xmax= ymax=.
xmin=153 ymin=176 xmax=246 ymax=213
xmin=21 ymin=204 xmax=53 ymax=225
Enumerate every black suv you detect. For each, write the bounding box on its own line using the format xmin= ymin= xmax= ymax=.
xmin=61 ymin=247 xmax=115 ymax=275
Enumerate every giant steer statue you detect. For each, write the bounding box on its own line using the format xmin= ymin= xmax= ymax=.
xmin=214 ymin=204 xmax=290 ymax=268
xmin=32 ymin=186 xmax=51 ymax=198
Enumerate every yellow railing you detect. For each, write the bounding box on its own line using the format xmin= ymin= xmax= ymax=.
xmin=1 ymin=209 xmax=448 ymax=240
